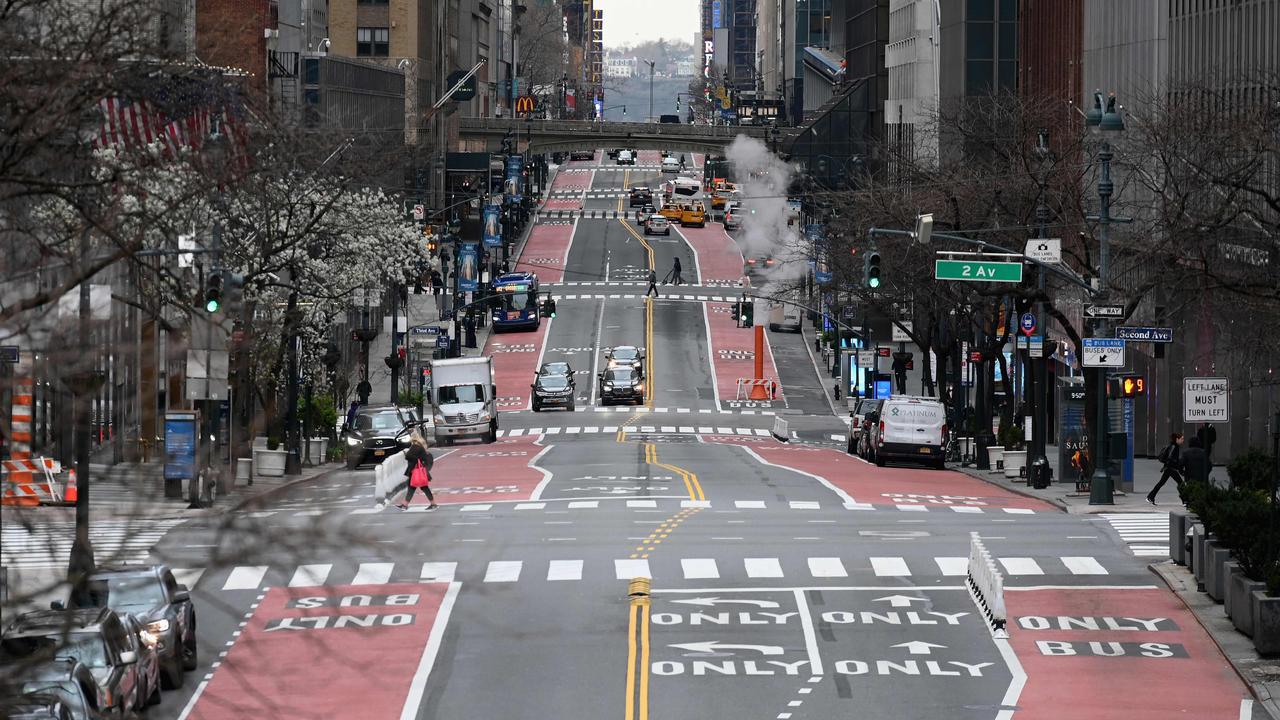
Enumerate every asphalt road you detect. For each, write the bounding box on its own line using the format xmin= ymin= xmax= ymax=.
xmin=140 ymin=150 xmax=1262 ymax=720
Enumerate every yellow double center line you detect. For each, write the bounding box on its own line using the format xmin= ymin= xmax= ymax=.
xmin=645 ymin=443 xmax=705 ymax=502
xmin=625 ymin=583 xmax=651 ymax=720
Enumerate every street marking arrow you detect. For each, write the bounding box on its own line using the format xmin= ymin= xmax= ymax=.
xmin=892 ymin=641 xmax=948 ymax=656
xmin=670 ymin=597 xmax=781 ymax=609
xmin=669 ymin=641 xmax=785 ymax=656
xmin=872 ymin=595 xmax=929 ymax=608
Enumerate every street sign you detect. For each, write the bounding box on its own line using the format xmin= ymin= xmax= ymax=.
xmin=1081 ymin=338 xmax=1125 ymax=367
xmin=446 ymin=70 xmax=477 ymax=102
xmin=412 ymin=204 xmax=425 ymax=221
xmin=877 ymin=347 xmax=892 ymax=358
xmin=856 ymin=350 xmax=876 ymax=366
xmin=1084 ymin=304 xmax=1124 ymax=319
xmin=969 ymin=350 xmax=984 ymax=363
xmin=891 ymin=322 xmax=913 ymax=343
xmin=1024 ymin=238 xmax=1062 ymax=264
xmin=0 ymin=346 xmax=17 ymax=363
xmin=409 ymin=324 xmax=443 ymax=336
xmin=934 ymin=259 xmax=1023 ymax=283
xmin=1016 ymin=335 xmax=1045 ymax=358
xmin=1019 ymin=312 xmax=1036 ymax=336
xmin=1115 ymin=326 xmax=1173 ymax=343
xmin=1184 ymin=377 xmax=1229 ymax=423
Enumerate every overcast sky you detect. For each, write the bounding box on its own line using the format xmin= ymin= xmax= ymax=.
xmin=595 ymin=0 xmax=699 ymax=48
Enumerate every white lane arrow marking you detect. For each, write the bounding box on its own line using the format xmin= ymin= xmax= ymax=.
xmin=892 ymin=641 xmax=948 ymax=656
xmin=669 ymin=641 xmax=786 ymax=656
xmin=670 ymin=597 xmax=781 ymax=609
xmin=872 ymin=594 xmax=928 ymax=608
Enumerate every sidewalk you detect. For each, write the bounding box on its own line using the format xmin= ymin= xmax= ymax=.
xmin=955 ymin=444 xmax=1187 ymax=514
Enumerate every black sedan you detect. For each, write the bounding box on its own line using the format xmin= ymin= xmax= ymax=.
xmin=342 ymin=405 xmax=413 ymax=469
xmin=628 ymin=186 xmax=652 ymax=207
xmin=605 ymin=345 xmax=644 ymax=375
xmin=537 ymin=361 xmax=573 ymax=378
xmin=59 ymin=564 xmax=197 ymax=690
xmin=532 ymin=373 xmax=576 ymax=412
xmin=599 ymin=367 xmax=644 ymax=406
xmin=569 ymin=150 xmax=595 ymax=161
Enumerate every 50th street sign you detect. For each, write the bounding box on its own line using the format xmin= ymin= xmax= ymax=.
xmin=934 ymin=259 xmax=1024 ymax=283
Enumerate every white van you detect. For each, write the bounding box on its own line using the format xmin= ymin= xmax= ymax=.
xmin=661 ymin=157 xmax=680 ymax=173
xmin=868 ymin=395 xmax=947 ymax=469
xmin=767 ymin=301 xmax=802 ymax=333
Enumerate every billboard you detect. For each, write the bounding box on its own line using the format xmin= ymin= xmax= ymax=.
xmin=504 ymin=154 xmax=523 ymax=203
xmin=482 ymin=204 xmax=502 ymax=248
xmin=457 ymin=243 xmax=480 ymax=293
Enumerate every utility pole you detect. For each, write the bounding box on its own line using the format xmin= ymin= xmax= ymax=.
xmin=644 ymin=59 xmax=656 ymax=122
xmin=68 ymin=223 xmax=96 ymax=584
xmin=284 ymin=282 xmax=301 ymax=475
xmin=1029 ymin=128 xmax=1051 ymax=486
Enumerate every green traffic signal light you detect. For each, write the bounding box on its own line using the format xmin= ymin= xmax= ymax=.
xmin=206 ymin=298 xmax=220 ymax=313
xmin=204 ymin=270 xmax=224 ymax=313
xmin=864 ymin=251 xmax=882 ymax=289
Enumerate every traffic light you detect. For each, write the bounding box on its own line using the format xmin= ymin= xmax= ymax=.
xmin=732 ymin=300 xmax=754 ymax=327
xmin=1108 ymin=374 xmax=1147 ymax=398
xmin=204 ymin=270 xmax=224 ymax=313
xmin=224 ymin=272 xmax=244 ymax=317
xmin=863 ymin=251 xmax=882 ymax=289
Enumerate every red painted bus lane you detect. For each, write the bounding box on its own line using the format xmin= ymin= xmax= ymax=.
xmin=678 ymin=225 xmax=744 ymax=284
xmin=486 ymin=320 xmax=550 ymax=411
xmin=428 ymin=436 xmax=551 ymax=503
xmin=186 ymin=582 xmax=457 ymax=720
xmin=704 ymin=302 xmax=783 ymax=406
xmin=707 ymin=439 xmax=1054 ymax=511
xmin=1005 ymin=586 xmax=1251 ymax=719
xmin=514 ymin=220 xmax=575 ymax=283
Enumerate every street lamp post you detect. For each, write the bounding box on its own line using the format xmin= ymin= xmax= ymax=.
xmin=1028 ymin=128 xmax=1052 ymax=486
xmin=643 ymin=59 xmax=655 ymax=122
xmin=1084 ymin=91 xmax=1125 ymax=505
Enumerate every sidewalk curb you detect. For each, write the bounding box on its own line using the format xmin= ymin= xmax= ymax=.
xmin=952 ymin=464 xmax=1070 ymax=513
xmin=1150 ymin=562 xmax=1280 ymax=720
xmin=228 ymin=464 xmax=342 ymax=513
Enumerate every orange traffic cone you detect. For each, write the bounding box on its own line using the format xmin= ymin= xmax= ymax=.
xmin=63 ymin=469 xmax=78 ymax=503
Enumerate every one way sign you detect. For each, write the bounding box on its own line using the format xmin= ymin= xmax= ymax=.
xmin=1082 ymin=338 xmax=1125 ymax=367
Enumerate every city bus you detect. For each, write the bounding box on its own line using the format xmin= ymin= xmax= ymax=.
xmin=490 ymin=272 xmax=541 ymax=332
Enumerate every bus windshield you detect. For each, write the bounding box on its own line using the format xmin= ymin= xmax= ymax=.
xmin=496 ymin=291 xmax=537 ymax=311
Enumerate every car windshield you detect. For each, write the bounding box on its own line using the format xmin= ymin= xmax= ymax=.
xmin=103 ymin=576 xmax=166 ymax=608
xmin=540 ymin=363 xmax=570 ymax=376
xmin=356 ymin=413 xmax=401 ymax=431
xmin=605 ymin=368 xmax=635 ymax=383
xmin=611 ymin=348 xmax=638 ymax=361
xmin=538 ymin=376 xmax=569 ymax=390
xmin=1 ymin=634 xmax=108 ymax=669
xmin=439 ymin=384 xmax=484 ymax=404
xmin=21 ymin=682 xmax=81 ymax=709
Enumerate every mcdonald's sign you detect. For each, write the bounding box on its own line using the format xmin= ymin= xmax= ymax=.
xmin=515 ymin=96 xmax=536 ymax=115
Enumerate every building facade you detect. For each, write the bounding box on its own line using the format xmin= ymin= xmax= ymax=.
xmin=884 ymin=0 xmax=940 ymax=175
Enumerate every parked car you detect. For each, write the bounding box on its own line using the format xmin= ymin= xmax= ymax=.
xmin=605 ymin=345 xmax=644 ymax=375
xmin=635 ymin=204 xmax=656 ymax=226
xmin=644 ymin=216 xmax=671 ymax=236
xmin=867 ymin=395 xmax=948 ymax=469
xmin=1 ymin=608 xmax=141 ymax=718
xmin=598 ymin=366 xmax=645 ymax=405
xmin=117 ymin=615 xmax=159 ymax=709
xmin=846 ymin=398 xmax=883 ymax=456
xmin=628 ymin=186 xmax=652 ymax=207
xmin=1 ymin=695 xmax=76 ymax=720
xmin=7 ymin=659 xmax=110 ymax=719
xmin=342 ymin=404 xmax=415 ymax=469
xmin=532 ymin=372 xmax=575 ymax=412
xmin=59 ymin=564 xmax=197 ymax=690
xmin=569 ymin=150 xmax=595 ymax=161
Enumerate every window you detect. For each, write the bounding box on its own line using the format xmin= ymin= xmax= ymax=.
xmin=357 ymin=0 xmax=388 ymax=4
xmin=356 ymin=27 xmax=389 ymax=57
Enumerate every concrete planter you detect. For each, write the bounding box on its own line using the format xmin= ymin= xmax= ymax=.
xmin=1222 ymin=561 xmax=1242 ymax=614
xmin=1204 ymin=540 xmax=1231 ymax=602
xmin=1228 ymin=567 xmax=1265 ymax=637
xmin=1190 ymin=525 xmax=1206 ymax=587
xmin=987 ymin=446 xmax=1005 ymax=471
xmin=1168 ymin=511 xmax=1196 ymax=566
xmin=1252 ymin=591 xmax=1280 ymax=655
xmin=254 ymin=448 xmax=287 ymax=477
xmin=1002 ymin=450 xmax=1027 ymax=479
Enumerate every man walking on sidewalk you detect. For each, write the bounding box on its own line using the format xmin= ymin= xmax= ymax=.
xmin=646 ymin=269 xmax=659 ymax=298
xmin=1147 ymin=432 xmax=1185 ymax=506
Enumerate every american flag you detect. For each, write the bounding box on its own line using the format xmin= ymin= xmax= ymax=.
xmin=94 ymin=96 xmax=249 ymax=168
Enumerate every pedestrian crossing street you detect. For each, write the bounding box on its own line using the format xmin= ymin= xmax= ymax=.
xmin=497 ymin=425 xmax=776 ymax=438
xmin=1 ymin=519 xmax=187 ymax=569
xmin=243 ymin=498 xmax=1043 ymax=518
xmin=507 ymin=406 xmax=778 ymax=416
xmin=547 ymin=280 xmax=739 ymax=288
xmin=1101 ymin=512 xmax=1170 ymax=558
xmin=184 ymin=552 xmax=1121 ymax=593
xmin=542 ymin=293 xmax=742 ymax=303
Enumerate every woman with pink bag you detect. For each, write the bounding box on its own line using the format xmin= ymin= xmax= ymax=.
xmin=396 ymin=432 xmax=439 ymax=510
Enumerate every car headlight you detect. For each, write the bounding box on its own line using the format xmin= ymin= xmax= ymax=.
xmin=346 ymin=437 xmax=360 ymax=446
xmin=636 ymin=383 xmax=645 ymax=392
xmin=146 ymin=619 xmax=171 ymax=634
xmin=604 ymin=383 xmax=614 ymax=389
xmin=479 ymin=411 xmax=492 ymax=422
xmin=140 ymin=629 xmax=161 ymax=647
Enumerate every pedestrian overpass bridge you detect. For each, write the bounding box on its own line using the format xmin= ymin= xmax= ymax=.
xmin=456 ymin=117 xmax=771 ymax=155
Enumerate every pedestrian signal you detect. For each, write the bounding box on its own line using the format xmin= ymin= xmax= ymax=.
xmin=1108 ymin=374 xmax=1146 ymax=398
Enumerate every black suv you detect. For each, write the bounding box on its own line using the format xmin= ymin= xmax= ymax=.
xmin=342 ymin=405 xmax=416 ymax=469
xmin=2 ymin=608 xmax=141 ymax=718
xmin=598 ymin=366 xmax=644 ymax=406
xmin=6 ymin=659 xmax=108 ymax=719
xmin=532 ymin=372 xmax=576 ymax=412
xmin=59 ymin=564 xmax=197 ymax=690
xmin=629 ymin=186 xmax=652 ymax=207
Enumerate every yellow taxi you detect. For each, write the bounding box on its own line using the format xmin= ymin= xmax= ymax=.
xmin=659 ymin=202 xmax=684 ymax=222
xmin=680 ymin=200 xmax=707 ymax=227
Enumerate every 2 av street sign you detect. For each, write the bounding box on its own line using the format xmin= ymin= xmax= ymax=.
xmin=1115 ymin=326 xmax=1173 ymax=343
xmin=1084 ymin=304 xmax=1124 ymax=319
xmin=934 ymin=259 xmax=1024 ymax=283
xmin=1082 ymin=338 xmax=1125 ymax=368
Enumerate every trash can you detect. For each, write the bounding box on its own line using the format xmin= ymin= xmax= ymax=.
xmin=236 ymin=458 xmax=252 ymax=485
xmin=1029 ymin=457 xmax=1053 ymax=489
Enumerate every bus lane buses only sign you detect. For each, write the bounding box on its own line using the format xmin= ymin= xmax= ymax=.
xmin=1184 ymin=377 xmax=1228 ymax=423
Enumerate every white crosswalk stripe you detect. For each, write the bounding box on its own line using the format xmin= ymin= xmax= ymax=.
xmin=336 ymin=498 xmax=1042 ymax=516
xmin=1 ymin=518 xmax=186 ymax=570
xmin=194 ymin=553 xmax=1115 ymax=591
xmin=1101 ymin=512 xmax=1170 ymax=557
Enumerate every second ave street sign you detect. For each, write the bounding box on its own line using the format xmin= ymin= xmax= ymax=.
xmin=1115 ymin=326 xmax=1173 ymax=343
xmin=934 ymin=259 xmax=1024 ymax=283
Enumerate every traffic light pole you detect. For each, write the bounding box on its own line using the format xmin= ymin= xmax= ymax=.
xmin=1088 ymin=139 xmax=1117 ymax=505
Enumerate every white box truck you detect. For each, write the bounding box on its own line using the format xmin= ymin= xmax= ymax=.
xmin=767 ymin=296 xmax=803 ymax=332
xmin=426 ymin=356 xmax=498 ymax=445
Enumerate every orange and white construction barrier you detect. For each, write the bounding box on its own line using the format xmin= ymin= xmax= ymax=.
xmin=9 ymin=356 xmax=33 ymax=462
xmin=735 ymin=378 xmax=778 ymax=401
xmin=1 ymin=457 xmax=63 ymax=506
